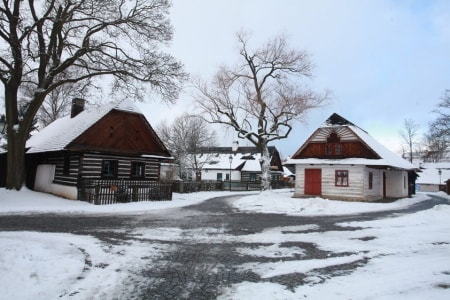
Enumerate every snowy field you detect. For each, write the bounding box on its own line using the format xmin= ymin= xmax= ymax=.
xmin=0 ymin=188 xmax=449 ymax=299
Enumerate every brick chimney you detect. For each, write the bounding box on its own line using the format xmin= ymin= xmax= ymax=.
xmin=71 ymin=98 xmax=85 ymax=118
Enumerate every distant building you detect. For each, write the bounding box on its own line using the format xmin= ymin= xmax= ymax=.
xmin=191 ymin=146 xmax=284 ymax=184
xmin=415 ymin=162 xmax=450 ymax=192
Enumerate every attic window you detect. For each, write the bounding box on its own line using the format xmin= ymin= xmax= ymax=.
xmin=325 ymin=131 xmax=343 ymax=157
xmin=327 ymin=132 xmax=340 ymax=143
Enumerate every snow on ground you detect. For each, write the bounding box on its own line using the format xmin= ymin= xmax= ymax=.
xmin=0 ymin=231 xmax=170 ymax=299
xmin=219 ymin=203 xmax=450 ymax=299
xmin=0 ymin=188 xmax=449 ymax=299
xmin=232 ymin=189 xmax=432 ymax=216
xmin=0 ymin=188 xmax=251 ymax=215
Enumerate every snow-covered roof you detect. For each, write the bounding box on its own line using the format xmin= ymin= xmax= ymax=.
xmin=283 ymin=166 xmax=294 ymax=177
xmin=198 ymin=152 xmax=285 ymax=174
xmin=240 ymin=154 xmax=262 ymax=172
xmin=349 ymin=125 xmax=415 ymax=170
xmin=200 ymin=153 xmax=245 ymax=170
xmin=416 ymin=162 xmax=450 ymax=185
xmin=26 ymin=100 xmax=142 ymax=154
xmin=287 ymin=114 xmax=416 ymax=170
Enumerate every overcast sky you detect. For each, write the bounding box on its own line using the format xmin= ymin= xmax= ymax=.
xmin=140 ymin=0 xmax=450 ymax=158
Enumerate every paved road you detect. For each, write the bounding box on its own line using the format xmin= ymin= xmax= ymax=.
xmin=0 ymin=193 xmax=448 ymax=299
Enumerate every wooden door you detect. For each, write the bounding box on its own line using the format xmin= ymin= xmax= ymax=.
xmin=305 ymin=169 xmax=322 ymax=195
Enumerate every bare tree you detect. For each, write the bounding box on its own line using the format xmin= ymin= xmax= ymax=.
xmin=430 ymin=90 xmax=450 ymax=141
xmin=157 ymin=114 xmax=216 ymax=180
xmin=424 ymin=129 xmax=447 ymax=162
xmin=0 ymin=0 xmax=187 ymax=190
xmin=424 ymin=90 xmax=450 ymax=162
xmin=37 ymin=75 xmax=93 ymax=126
xmin=192 ymin=32 xmax=328 ymax=190
xmin=400 ymin=118 xmax=419 ymax=163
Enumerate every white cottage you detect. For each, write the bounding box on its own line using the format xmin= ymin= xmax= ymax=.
xmin=287 ymin=113 xmax=417 ymax=201
xmin=194 ymin=146 xmax=284 ymax=183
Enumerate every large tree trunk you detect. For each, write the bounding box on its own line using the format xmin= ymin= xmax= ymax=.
xmin=4 ymin=86 xmax=41 ymax=190
xmin=4 ymin=78 xmax=26 ymax=190
xmin=259 ymin=142 xmax=271 ymax=191
xmin=5 ymin=129 xmax=27 ymax=190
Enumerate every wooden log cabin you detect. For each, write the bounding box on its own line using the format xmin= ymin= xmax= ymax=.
xmin=25 ymin=99 xmax=174 ymax=203
xmin=287 ymin=113 xmax=418 ymax=201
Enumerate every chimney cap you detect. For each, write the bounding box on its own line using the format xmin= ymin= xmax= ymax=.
xmin=71 ymin=98 xmax=86 ymax=118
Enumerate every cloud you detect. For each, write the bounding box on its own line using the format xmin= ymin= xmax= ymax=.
xmin=161 ymin=1 xmax=450 ymax=156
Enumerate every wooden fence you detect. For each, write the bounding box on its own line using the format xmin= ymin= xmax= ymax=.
xmin=79 ymin=179 xmax=172 ymax=205
xmin=171 ymin=180 xmax=291 ymax=193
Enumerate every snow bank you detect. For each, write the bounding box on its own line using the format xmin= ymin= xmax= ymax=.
xmin=0 ymin=188 xmax=250 ymax=215
xmin=233 ymin=190 xmax=434 ymax=216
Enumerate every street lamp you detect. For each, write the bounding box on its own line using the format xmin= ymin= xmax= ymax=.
xmin=438 ymin=169 xmax=442 ymax=185
xmin=229 ymin=154 xmax=233 ymax=192
xmin=229 ymin=141 xmax=239 ymax=192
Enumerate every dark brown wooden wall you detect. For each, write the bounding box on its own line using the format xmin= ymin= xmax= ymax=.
xmin=69 ymin=110 xmax=169 ymax=156
xmin=50 ymin=153 xmax=80 ymax=186
xmin=80 ymin=153 xmax=160 ymax=181
xmin=33 ymin=151 xmax=163 ymax=187
xmin=240 ymin=171 xmax=257 ymax=181
xmin=270 ymin=151 xmax=283 ymax=171
xmin=295 ymin=141 xmax=379 ymax=159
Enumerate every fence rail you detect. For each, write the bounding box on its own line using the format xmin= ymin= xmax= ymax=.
xmin=79 ymin=179 xmax=172 ymax=205
xmin=171 ymin=180 xmax=291 ymax=193
xmin=78 ymin=179 xmax=292 ymax=205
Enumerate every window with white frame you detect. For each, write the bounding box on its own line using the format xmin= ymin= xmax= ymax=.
xmin=335 ymin=170 xmax=349 ymax=186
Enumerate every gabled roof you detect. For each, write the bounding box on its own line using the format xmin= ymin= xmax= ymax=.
xmin=288 ymin=113 xmax=416 ymax=170
xmin=416 ymin=162 xmax=450 ymax=185
xmin=26 ymin=100 xmax=169 ymax=156
xmin=197 ymin=152 xmax=281 ymax=173
xmin=198 ymin=145 xmax=279 ymax=156
xmin=322 ymin=113 xmax=356 ymax=127
xmin=195 ymin=146 xmax=283 ymax=172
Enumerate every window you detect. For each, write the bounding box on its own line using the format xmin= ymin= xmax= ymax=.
xmin=250 ymin=173 xmax=257 ymax=181
xmin=131 ymin=162 xmax=145 ymax=178
xmin=335 ymin=144 xmax=342 ymax=155
xmin=335 ymin=170 xmax=349 ymax=186
xmin=325 ymin=131 xmax=343 ymax=157
xmin=217 ymin=173 xmax=223 ymax=181
xmin=102 ymin=160 xmax=118 ymax=178
xmin=368 ymin=172 xmax=373 ymax=190
xmin=225 ymin=173 xmax=230 ymax=181
xmin=63 ymin=153 xmax=70 ymax=175
xmin=272 ymin=174 xmax=280 ymax=181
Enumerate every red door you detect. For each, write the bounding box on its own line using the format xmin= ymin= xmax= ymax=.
xmin=305 ymin=169 xmax=322 ymax=195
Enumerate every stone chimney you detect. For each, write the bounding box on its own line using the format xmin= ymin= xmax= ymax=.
xmin=71 ymin=98 xmax=85 ymax=118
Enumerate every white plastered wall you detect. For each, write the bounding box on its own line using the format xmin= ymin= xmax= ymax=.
xmin=34 ymin=164 xmax=77 ymax=200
